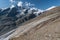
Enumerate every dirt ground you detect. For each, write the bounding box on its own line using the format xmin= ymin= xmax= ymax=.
xmin=9 ymin=12 xmax=60 ymax=40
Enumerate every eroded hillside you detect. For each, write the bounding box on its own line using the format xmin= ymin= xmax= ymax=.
xmin=9 ymin=6 xmax=60 ymax=40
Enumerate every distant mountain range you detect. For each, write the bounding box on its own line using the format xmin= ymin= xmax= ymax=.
xmin=0 ymin=2 xmax=43 ymax=36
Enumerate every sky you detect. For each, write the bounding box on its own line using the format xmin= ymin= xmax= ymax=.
xmin=0 ymin=0 xmax=60 ymax=10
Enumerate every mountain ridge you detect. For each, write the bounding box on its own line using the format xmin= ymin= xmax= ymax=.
xmin=9 ymin=6 xmax=60 ymax=40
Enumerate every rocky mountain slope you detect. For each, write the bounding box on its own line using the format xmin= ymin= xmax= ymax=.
xmin=0 ymin=3 xmax=42 ymax=36
xmin=0 ymin=1 xmax=43 ymax=40
xmin=0 ymin=1 xmax=60 ymax=40
xmin=9 ymin=6 xmax=60 ymax=40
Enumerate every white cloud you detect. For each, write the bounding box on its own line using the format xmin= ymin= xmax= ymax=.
xmin=10 ymin=0 xmax=15 ymax=3
xmin=38 ymin=9 xmax=44 ymax=12
xmin=28 ymin=7 xmax=37 ymax=14
xmin=28 ymin=7 xmax=44 ymax=16
xmin=25 ymin=2 xmax=29 ymax=6
xmin=25 ymin=2 xmax=34 ymax=7
xmin=30 ymin=7 xmax=38 ymax=10
xmin=10 ymin=5 xmax=15 ymax=9
xmin=46 ymin=6 xmax=56 ymax=10
xmin=33 ymin=9 xmax=44 ymax=16
xmin=17 ymin=1 xmax=23 ymax=7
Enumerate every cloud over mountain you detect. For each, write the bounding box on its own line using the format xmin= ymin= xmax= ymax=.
xmin=10 ymin=0 xmax=13 ymax=2
xmin=17 ymin=1 xmax=23 ymax=7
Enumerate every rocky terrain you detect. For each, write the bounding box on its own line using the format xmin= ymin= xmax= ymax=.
xmin=0 ymin=1 xmax=60 ymax=40
xmin=9 ymin=6 xmax=60 ymax=40
xmin=0 ymin=4 xmax=41 ymax=36
xmin=0 ymin=1 xmax=43 ymax=40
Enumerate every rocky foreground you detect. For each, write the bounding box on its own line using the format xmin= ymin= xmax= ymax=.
xmin=9 ymin=6 xmax=60 ymax=40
